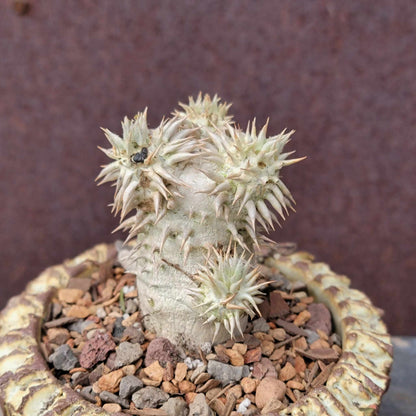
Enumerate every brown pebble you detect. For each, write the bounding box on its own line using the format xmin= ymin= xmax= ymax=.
xmin=175 ymin=362 xmax=188 ymax=382
xmin=122 ymin=364 xmax=136 ymax=375
xmin=306 ymin=303 xmax=332 ymax=335
xmin=58 ymin=288 xmax=84 ymax=304
xmin=243 ymin=334 xmax=261 ymax=349
xmin=97 ymin=369 xmax=124 ymax=393
xmin=253 ymin=332 xmax=273 ymax=342
xmin=269 ymin=346 xmax=285 ymax=362
xmin=196 ymin=378 xmax=220 ymax=393
xmin=269 ymin=291 xmax=290 ymax=318
xmin=194 ymin=372 xmax=211 ymax=385
xmin=275 ymin=319 xmax=308 ymax=336
xmin=260 ymin=398 xmax=284 ymax=414
xmin=225 ymin=349 xmax=245 ymax=366
xmin=240 ymin=377 xmax=258 ymax=394
xmin=269 ymin=328 xmax=286 ymax=341
xmin=293 ymin=336 xmax=308 ymax=350
xmin=293 ymin=310 xmax=311 ymax=327
xmin=232 ymin=343 xmax=247 ymax=355
xmin=287 ymin=380 xmax=305 ymax=391
xmin=214 ymin=344 xmax=230 ymax=363
xmin=255 ymin=377 xmax=286 ymax=409
xmin=184 ymin=392 xmax=198 ymax=404
xmin=144 ymin=360 xmax=165 ymax=382
xmin=317 ymin=329 xmax=329 ymax=341
xmin=294 ymin=355 xmax=307 ymax=373
xmin=244 ymin=346 xmax=262 ymax=364
xmin=296 ymin=347 xmax=339 ymax=362
xmin=261 ymin=340 xmax=275 ymax=357
xmin=279 ymin=362 xmax=297 ymax=382
xmin=46 ymin=328 xmax=70 ymax=345
xmin=179 ymin=380 xmax=196 ymax=394
xmin=291 ymin=302 xmax=308 ymax=314
xmin=162 ymin=380 xmax=179 ymax=394
xmin=163 ymin=362 xmax=174 ymax=381
xmin=65 ymin=305 xmax=93 ymax=319
xmin=102 ymin=403 xmax=122 ymax=413
xmin=310 ymin=338 xmax=330 ymax=350
xmin=226 ymin=384 xmax=243 ymax=400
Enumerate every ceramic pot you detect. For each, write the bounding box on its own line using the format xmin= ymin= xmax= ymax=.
xmin=0 ymin=244 xmax=393 ymax=415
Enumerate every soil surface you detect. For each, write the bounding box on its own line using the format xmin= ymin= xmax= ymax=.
xmin=41 ymin=254 xmax=342 ymax=416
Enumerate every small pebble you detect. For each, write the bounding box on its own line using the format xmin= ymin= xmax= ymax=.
xmin=49 ymin=344 xmax=78 ymax=371
xmin=255 ymin=377 xmax=286 ymax=409
xmin=237 ymin=398 xmax=251 ymax=413
xmin=161 ymin=397 xmax=188 ymax=416
xmin=102 ymin=403 xmax=122 ymax=413
xmin=119 ymin=375 xmax=144 ymax=399
xmin=114 ymin=341 xmax=143 ymax=368
xmin=207 ymin=360 xmax=250 ymax=385
xmin=189 ymin=393 xmax=212 ymax=416
xmin=132 ymin=386 xmax=169 ymax=409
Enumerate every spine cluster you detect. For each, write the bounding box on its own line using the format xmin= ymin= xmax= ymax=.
xmin=98 ymin=94 xmax=302 ymax=348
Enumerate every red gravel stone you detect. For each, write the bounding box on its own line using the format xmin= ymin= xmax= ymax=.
xmin=244 ymin=347 xmax=262 ymax=364
xmin=144 ymin=337 xmax=180 ymax=367
xmin=79 ymin=331 xmax=116 ymax=369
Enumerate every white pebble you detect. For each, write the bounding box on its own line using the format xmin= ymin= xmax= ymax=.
xmin=122 ymin=286 xmax=135 ymax=294
xmin=184 ymin=357 xmax=203 ymax=369
xmin=237 ymin=398 xmax=251 ymax=413
xmin=184 ymin=357 xmax=193 ymax=369
xmin=123 ymin=313 xmax=130 ymax=320
xmin=96 ymin=307 xmax=106 ymax=319
xmin=192 ymin=359 xmax=203 ymax=369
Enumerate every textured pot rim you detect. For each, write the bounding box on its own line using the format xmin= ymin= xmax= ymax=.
xmin=0 ymin=243 xmax=393 ymax=416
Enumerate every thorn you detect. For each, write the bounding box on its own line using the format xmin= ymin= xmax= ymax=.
xmin=256 ymin=200 xmax=274 ymax=230
xmin=237 ymin=188 xmax=253 ymax=215
xmin=281 ymin=156 xmax=306 ymax=166
xmin=209 ymin=181 xmax=231 ymax=195
xmin=245 ymin=199 xmax=257 ymax=230
xmin=153 ymin=192 xmax=161 ymax=217
xmin=232 ymin=184 xmax=245 ymax=206
xmin=200 ymin=213 xmax=207 ymax=225
xmin=180 ymin=229 xmax=191 ymax=250
xmin=215 ymin=193 xmax=227 ymax=217
xmin=183 ymin=240 xmax=191 ymax=264
xmin=159 ymin=225 xmax=171 ymax=252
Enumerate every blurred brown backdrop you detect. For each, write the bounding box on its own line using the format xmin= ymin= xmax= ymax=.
xmin=0 ymin=1 xmax=414 ymax=334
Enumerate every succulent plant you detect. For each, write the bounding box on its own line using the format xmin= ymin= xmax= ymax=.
xmin=97 ymin=93 xmax=303 ymax=350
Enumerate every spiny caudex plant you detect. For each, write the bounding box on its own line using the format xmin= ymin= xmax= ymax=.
xmin=97 ymin=94 xmax=304 ymax=351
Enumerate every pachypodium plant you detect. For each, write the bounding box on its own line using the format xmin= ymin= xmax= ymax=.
xmin=97 ymin=93 xmax=303 ymax=351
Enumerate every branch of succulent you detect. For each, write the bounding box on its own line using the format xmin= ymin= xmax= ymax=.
xmin=97 ymin=93 xmax=304 ymax=351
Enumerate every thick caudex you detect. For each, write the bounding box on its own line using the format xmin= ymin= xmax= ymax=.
xmin=97 ymin=93 xmax=303 ymax=350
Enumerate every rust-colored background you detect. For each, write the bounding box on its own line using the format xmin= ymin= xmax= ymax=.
xmin=0 ymin=1 xmax=414 ymax=334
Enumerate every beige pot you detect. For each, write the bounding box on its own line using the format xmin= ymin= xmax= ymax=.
xmin=0 ymin=244 xmax=393 ymax=415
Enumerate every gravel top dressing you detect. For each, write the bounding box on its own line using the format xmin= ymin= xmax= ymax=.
xmin=41 ymin=252 xmax=341 ymax=416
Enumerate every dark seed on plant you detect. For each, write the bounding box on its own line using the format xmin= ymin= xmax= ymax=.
xmin=132 ymin=148 xmax=148 ymax=163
